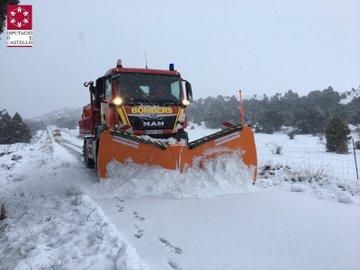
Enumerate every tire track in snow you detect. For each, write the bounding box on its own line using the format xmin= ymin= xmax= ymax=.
xmin=61 ymin=138 xmax=83 ymax=150
xmin=56 ymin=139 xmax=83 ymax=161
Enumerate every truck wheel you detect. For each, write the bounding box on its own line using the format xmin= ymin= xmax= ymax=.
xmin=83 ymin=141 xmax=95 ymax=168
xmin=86 ymin=157 xmax=95 ymax=168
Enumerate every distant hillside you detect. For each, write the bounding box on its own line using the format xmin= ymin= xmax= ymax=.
xmin=25 ymin=107 xmax=82 ymax=132
xmin=188 ymin=86 xmax=360 ymax=133
xmin=340 ymin=87 xmax=360 ymax=105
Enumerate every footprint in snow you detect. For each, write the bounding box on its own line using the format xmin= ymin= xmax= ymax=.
xmin=159 ymin=238 xmax=183 ymax=255
xmin=115 ymin=204 xmax=124 ymax=212
xmin=133 ymin=225 xmax=144 ymax=239
xmin=168 ymin=259 xmax=183 ymax=270
xmin=115 ymin=197 xmax=125 ymax=212
xmin=133 ymin=211 xmax=145 ymax=221
xmin=115 ymin=197 xmax=125 ymax=203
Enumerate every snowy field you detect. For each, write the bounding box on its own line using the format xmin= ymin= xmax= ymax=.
xmin=257 ymin=132 xmax=359 ymax=181
xmin=0 ymin=124 xmax=359 ymax=270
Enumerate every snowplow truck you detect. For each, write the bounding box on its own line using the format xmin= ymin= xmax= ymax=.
xmin=79 ymin=60 xmax=257 ymax=180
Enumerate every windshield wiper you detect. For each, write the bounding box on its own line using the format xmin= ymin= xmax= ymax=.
xmin=128 ymin=98 xmax=154 ymax=106
xmin=158 ymin=99 xmax=178 ymax=106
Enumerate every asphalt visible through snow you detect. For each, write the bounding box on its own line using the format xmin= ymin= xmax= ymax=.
xmin=55 ymin=137 xmax=83 ymax=161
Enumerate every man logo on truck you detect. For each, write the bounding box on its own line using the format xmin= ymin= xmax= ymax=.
xmin=143 ymin=121 xmax=165 ymax=127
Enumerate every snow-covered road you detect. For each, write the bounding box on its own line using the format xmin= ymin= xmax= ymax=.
xmin=98 ymin=191 xmax=360 ymax=270
xmin=1 ymin=126 xmax=359 ymax=270
xmin=58 ymin=126 xmax=360 ymax=270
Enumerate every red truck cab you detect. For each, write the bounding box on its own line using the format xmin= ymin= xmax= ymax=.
xmin=79 ymin=60 xmax=193 ymax=140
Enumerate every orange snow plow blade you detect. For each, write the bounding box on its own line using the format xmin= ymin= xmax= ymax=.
xmin=97 ymin=124 xmax=257 ymax=181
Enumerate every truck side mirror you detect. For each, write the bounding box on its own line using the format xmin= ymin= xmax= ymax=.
xmin=185 ymin=81 xmax=193 ymax=102
xmin=89 ymin=85 xmax=96 ymax=95
xmin=84 ymin=81 xmax=95 ymax=93
xmin=95 ymin=77 xmax=106 ymax=100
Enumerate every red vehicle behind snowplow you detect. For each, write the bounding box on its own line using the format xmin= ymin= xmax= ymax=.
xmin=53 ymin=129 xmax=61 ymax=137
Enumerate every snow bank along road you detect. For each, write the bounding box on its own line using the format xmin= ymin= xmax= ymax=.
xmin=0 ymin=126 xmax=359 ymax=270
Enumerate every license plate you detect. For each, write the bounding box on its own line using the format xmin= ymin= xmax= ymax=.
xmin=144 ymin=130 xmax=163 ymax=134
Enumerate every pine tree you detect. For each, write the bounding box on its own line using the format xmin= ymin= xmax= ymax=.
xmin=325 ymin=115 xmax=350 ymax=154
xmin=346 ymin=97 xmax=360 ymax=125
xmin=0 ymin=110 xmax=31 ymax=144
xmin=0 ymin=110 xmax=13 ymax=144
xmin=11 ymin=112 xmax=31 ymax=143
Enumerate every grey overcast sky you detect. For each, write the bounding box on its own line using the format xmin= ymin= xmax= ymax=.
xmin=0 ymin=0 xmax=359 ymax=118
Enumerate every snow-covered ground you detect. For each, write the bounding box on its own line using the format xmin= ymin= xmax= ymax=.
xmin=1 ymin=124 xmax=359 ymax=270
xmin=257 ymin=131 xmax=359 ymax=181
xmin=0 ymin=131 xmax=146 ymax=270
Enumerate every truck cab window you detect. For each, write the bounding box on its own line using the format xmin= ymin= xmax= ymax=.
xmin=113 ymin=73 xmax=182 ymax=105
xmin=170 ymin=81 xmax=180 ymax=98
xmin=105 ymin=79 xmax=112 ymax=99
xmin=140 ymin=86 xmax=150 ymax=97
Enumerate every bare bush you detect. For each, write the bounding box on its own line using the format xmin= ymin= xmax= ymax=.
xmin=258 ymin=164 xmax=290 ymax=178
xmin=287 ymin=131 xmax=295 ymax=140
xmin=284 ymin=166 xmax=328 ymax=184
xmin=271 ymin=145 xmax=282 ymax=155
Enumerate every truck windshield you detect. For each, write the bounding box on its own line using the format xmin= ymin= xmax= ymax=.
xmin=113 ymin=73 xmax=182 ymax=105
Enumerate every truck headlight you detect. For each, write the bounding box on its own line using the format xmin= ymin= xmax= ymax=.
xmin=113 ymin=96 xmax=123 ymax=106
xmin=182 ymin=99 xmax=190 ymax=106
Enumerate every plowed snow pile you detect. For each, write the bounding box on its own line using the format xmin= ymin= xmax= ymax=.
xmin=91 ymin=152 xmax=255 ymax=199
xmin=0 ymin=195 xmax=144 ymax=270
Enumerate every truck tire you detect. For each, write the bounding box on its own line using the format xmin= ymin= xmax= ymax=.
xmin=83 ymin=140 xmax=95 ymax=168
xmin=86 ymin=155 xmax=95 ymax=168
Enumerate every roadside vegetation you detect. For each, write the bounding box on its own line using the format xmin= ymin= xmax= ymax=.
xmin=0 ymin=110 xmax=31 ymax=144
xmin=188 ymin=86 xmax=360 ymax=133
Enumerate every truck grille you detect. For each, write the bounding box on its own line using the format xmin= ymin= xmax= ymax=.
xmin=128 ymin=115 xmax=176 ymax=130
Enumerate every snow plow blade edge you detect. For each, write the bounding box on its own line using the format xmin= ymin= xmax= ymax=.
xmin=97 ymin=124 xmax=257 ymax=181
